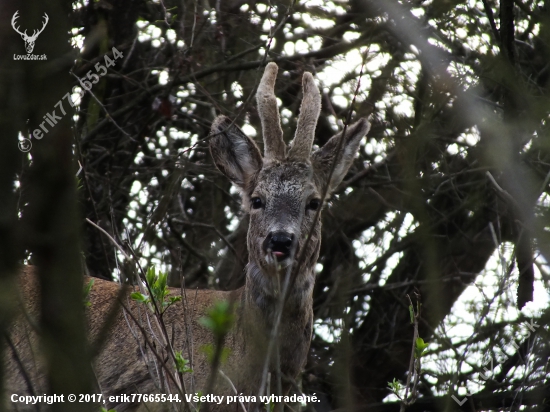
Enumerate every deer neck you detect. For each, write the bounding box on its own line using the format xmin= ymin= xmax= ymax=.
xmin=242 ymin=261 xmax=315 ymax=330
xmin=229 ymin=262 xmax=315 ymax=387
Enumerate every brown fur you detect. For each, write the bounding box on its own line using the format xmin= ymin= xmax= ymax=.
xmin=5 ymin=63 xmax=370 ymax=411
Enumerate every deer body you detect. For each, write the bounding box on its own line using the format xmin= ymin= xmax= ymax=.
xmin=5 ymin=63 xmax=370 ymax=411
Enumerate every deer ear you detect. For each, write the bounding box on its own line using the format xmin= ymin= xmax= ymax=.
xmin=311 ymin=118 xmax=370 ymax=193
xmin=210 ymin=116 xmax=263 ymax=190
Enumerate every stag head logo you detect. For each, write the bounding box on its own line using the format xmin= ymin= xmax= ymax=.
xmin=11 ymin=11 xmax=49 ymax=54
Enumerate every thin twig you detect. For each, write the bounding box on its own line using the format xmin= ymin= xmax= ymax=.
xmin=70 ymin=72 xmax=135 ymax=140
xmin=81 ymin=35 xmax=369 ymax=144
xmin=481 ymin=0 xmax=500 ymax=42
xmin=85 ymin=218 xmax=131 ymax=260
xmin=219 ymin=370 xmax=248 ymax=412
xmin=399 ymin=294 xmax=421 ymax=411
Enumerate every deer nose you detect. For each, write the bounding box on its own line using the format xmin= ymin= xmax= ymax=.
xmin=263 ymin=231 xmax=295 ymax=260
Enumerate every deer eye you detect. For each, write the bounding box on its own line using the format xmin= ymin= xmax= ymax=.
xmin=251 ymin=197 xmax=263 ymax=209
xmin=307 ymin=199 xmax=321 ymax=211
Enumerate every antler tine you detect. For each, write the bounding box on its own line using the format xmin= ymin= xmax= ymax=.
xmin=288 ymin=72 xmax=321 ymax=160
xmin=256 ymin=62 xmax=285 ymax=161
xmin=40 ymin=13 xmax=49 ymax=31
xmin=11 ymin=11 xmax=26 ymax=37
xmin=30 ymin=13 xmax=48 ymax=40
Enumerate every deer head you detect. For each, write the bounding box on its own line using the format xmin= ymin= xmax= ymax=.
xmin=210 ymin=63 xmax=370 ymax=293
xmin=11 ymin=11 xmax=49 ymax=54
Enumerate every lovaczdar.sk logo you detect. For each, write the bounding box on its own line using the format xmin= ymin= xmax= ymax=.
xmin=12 ymin=10 xmax=48 ymax=61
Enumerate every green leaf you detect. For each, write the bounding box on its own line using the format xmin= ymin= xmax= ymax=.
xmin=169 ymin=296 xmax=182 ymax=304
xmin=140 ymin=267 xmax=180 ymax=314
xmin=174 ymin=351 xmax=193 ymax=373
xmin=200 ymin=318 xmax=216 ymax=331
xmin=145 ymin=266 xmax=156 ymax=286
xmin=83 ymin=278 xmax=94 ymax=307
xmin=76 ymin=176 xmax=84 ymax=191
xmin=200 ymin=344 xmax=231 ymax=365
xmin=387 ymin=377 xmax=402 ymax=398
xmin=130 ymin=292 xmax=149 ymax=303
xmin=409 ymin=304 xmax=414 ymax=324
xmin=199 ymin=300 xmax=235 ymax=338
xmin=414 ymin=337 xmax=429 ymax=358
xmin=156 ymin=271 xmax=167 ymax=292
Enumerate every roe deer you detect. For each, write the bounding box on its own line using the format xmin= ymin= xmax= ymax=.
xmin=5 ymin=63 xmax=370 ymax=411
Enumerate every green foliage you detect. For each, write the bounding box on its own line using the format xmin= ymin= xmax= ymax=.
xmin=196 ymin=391 xmax=203 ymax=411
xmin=130 ymin=267 xmax=181 ymax=314
xmin=265 ymin=401 xmax=275 ymax=412
xmin=199 ymin=300 xmax=235 ymax=339
xmin=387 ymin=378 xmax=403 ymax=399
xmin=83 ymin=278 xmax=94 ymax=307
xmin=200 ymin=343 xmax=231 ymax=365
xmin=100 ymin=408 xmax=116 ymax=412
xmin=414 ymin=337 xmax=429 ymax=359
xmin=174 ymin=351 xmax=193 ymax=373
xmin=130 ymin=291 xmax=148 ymax=303
xmin=76 ymin=176 xmax=84 ymax=192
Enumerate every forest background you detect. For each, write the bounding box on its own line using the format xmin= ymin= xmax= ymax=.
xmin=0 ymin=0 xmax=549 ymax=411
